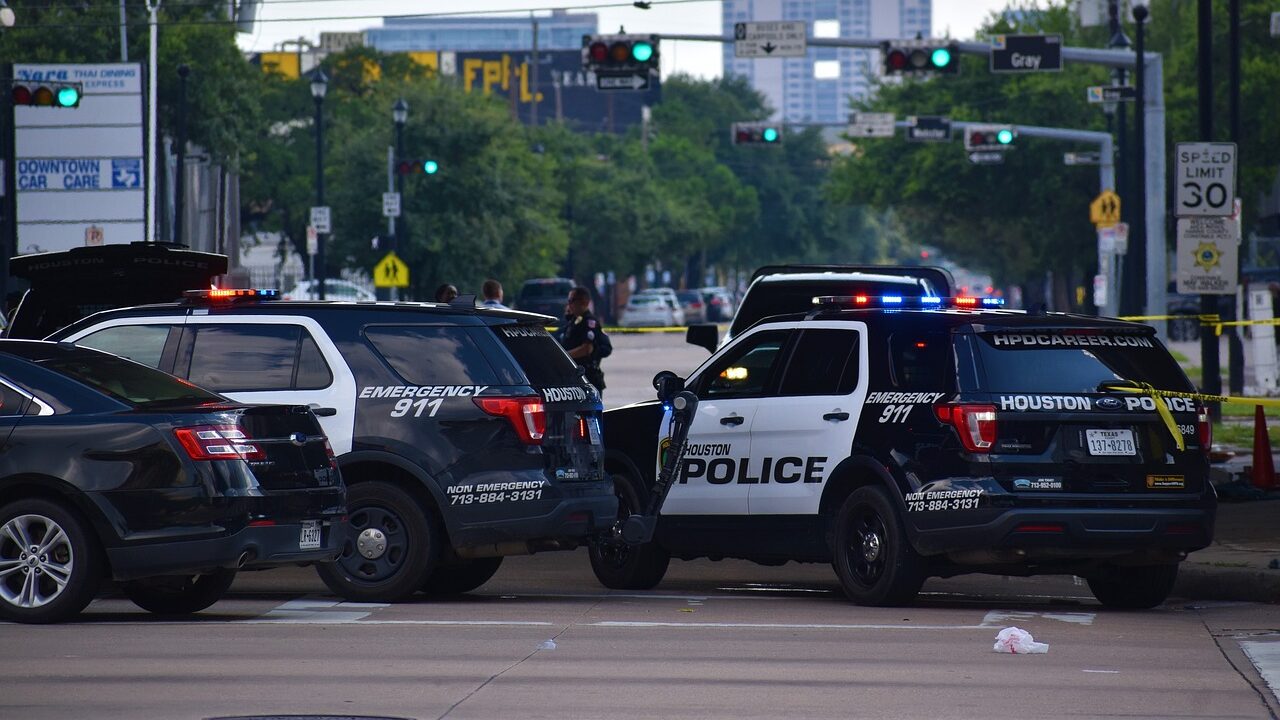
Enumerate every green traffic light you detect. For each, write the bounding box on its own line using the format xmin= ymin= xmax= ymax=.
xmin=930 ymin=47 xmax=952 ymax=68
xmin=423 ymin=160 xmax=439 ymax=174
xmin=996 ymin=129 xmax=1014 ymax=144
xmin=56 ymin=86 xmax=80 ymax=107
xmin=631 ymin=41 xmax=654 ymax=63
xmin=762 ymin=127 xmax=779 ymax=143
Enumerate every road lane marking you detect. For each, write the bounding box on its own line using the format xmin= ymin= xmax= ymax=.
xmin=588 ymin=621 xmax=991 ymax=630
xmin=1083 ymin=669 xmax=1121 ymax=674
xmin=982 ymin=610 xmax=1095 ymax=626
xmin=241 ymin=619 xmax=558 ymax=626
xmin=1241 ymin=641 xmax=1280 ymax=704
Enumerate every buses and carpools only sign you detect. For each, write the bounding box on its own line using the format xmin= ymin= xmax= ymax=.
xmin=14 ymin=64 xmax=144 ymax=253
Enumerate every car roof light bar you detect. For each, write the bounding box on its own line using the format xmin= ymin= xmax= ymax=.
xmin=812 ymin=295 xmax=1005 ymax=309
xmin=184 ymin=288 xmax=281 ymax=303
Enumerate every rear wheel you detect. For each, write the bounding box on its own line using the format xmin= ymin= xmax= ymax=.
xmin=0 ymin=499 xmax=101 ymax=624
xmin=589 ymin=472 xmax=669 ymax=590
xmin=1087 ymin=564 xmax=1179 ymax=609
xmin=831 ymin=486 xmax=924 ymax=606
xmin=421 ymin=557 xmax=504 ymax=596
xmin=122 ymin=569 xmax=236 ymax=615
xmin=317 ymin=481 xmax=438 ymax=602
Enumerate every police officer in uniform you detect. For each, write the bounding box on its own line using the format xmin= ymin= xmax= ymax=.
xmin=559 ymin=286 xmax=605 ymax=394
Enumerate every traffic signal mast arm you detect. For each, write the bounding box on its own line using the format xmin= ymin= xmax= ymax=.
xmin=665 ymin=31 xmax=1168 ymax=325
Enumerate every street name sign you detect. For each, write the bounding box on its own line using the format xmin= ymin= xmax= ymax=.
xmin=1176 ymin=216 xmax=1238 ymax=294
xmin=1064 ymin=151 xmax=1101 ymax=166
xmin=1175 ymin=142 xmax=1236 ymax=217
xmin=1086 ymin=85 xmax=1136 ymax=103
xmin=734 ymin=21 xmax=807 ymax=58
xmin=310 ymin=206 xmax=331 ymax=234
xmin=848 ymin=112 xmax=895 ymax=138
xmin=382 ymin=192 xmax=401 ymax=218
xmin=374 ymin=251 xmax=410 ymax=289
xmin=968 ymin=151 xmax=1005 ymax=165
xmin=990 ymin=34 xmax=1063 ymax=73
xmin=906 ymin=116 xmax=950 ymax=142
xmin=595 ymin=71 xmax=650 ymax=91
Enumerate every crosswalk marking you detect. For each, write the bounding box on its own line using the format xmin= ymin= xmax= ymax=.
xmin=982 ymin=610 xmax=1095 ymax=626
xmin=1241 ymin=641 xmax=1280 ymax=704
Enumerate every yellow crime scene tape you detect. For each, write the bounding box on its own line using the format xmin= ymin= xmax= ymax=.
xmin=544 ymin=325 xmax=687 ymax=334
xmin=1101 ymin=382 xmax=1280 ymax=451
xmin=1117 ymin=313 xmax=1280 ymax=336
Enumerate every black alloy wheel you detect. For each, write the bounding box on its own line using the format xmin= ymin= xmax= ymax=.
xmin=317 ymin=481 xmax=437 ymax=602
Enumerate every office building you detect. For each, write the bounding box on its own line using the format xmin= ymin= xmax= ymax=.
xmin=365 ymin=10 xmax=596 ymax=52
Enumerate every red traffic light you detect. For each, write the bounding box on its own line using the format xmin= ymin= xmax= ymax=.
xmin=885 ymin=49 xmax=908 ymax=71
xmin=12 ymin=84 xmax=31 ymax=105
xmin=588 ymin=41 xmax=609 ymax=63
xmin=397 ymin=160 xmax=415 ymax=175
xmin=969 ymin=131 xmax=988 ymax=146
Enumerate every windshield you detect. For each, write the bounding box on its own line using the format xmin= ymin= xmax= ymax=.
xmin=35 ymin=350 xmax=224 ymax=407
xmin=730 ymin=279 xmax=927 ymax=336
xmin=975 ymin=332 xmax=1192 ymax=393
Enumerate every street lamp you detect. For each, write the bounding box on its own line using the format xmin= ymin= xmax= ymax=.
xmin=0 ymin=1 xmax=17 ymax=28
xmin=310 ymin=68 xmax=327 ymax=300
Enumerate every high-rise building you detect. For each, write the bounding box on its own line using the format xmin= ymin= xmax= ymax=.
xmin=365 ymin=10 xmax=596 ymax=52
xmin=721 ymin=0 xmax=931 ymax=123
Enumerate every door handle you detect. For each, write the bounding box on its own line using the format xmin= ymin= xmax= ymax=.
xmin=823 ymin=412 xmax=850 ymax=422
xmin=309 ymin=405 xmax=338 ymax=417
xmin=720 ymin=415 xmax=745 ymax=427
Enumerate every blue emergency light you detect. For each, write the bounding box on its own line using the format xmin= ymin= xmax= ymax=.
xmin=812 ymin=295 xmax=1005 ymax=309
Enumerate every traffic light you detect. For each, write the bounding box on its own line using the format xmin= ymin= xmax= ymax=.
xmin=11 ymin=80 xmax=83 ymax=108
xmin=964 ymin=125 xmax=1016 ymax=151
xmin=732 ymin=122 xmax=782 ymax=145
xmin=582 ymin=33 xmax=660 ymax=72
xmin=397 ymin=159 xmax=440 ymax=175
xmin=881 ymin=40 xmax=960 ymax=75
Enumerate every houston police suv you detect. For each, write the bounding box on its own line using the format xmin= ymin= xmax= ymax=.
xmin=595 ymin=294 xmax=1215 ymax=609
xmin=49 ymin=289 xmax=615 ymax=602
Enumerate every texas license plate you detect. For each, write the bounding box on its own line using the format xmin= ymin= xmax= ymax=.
xmin=1086 ymin=429 xmax=1136 ymax=456
xmin=299 ymin=520 xmax=322 ymax=550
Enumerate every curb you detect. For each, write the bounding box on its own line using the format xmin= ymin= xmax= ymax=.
xmin=1176 ymin=563 xmax=1280 ymax=604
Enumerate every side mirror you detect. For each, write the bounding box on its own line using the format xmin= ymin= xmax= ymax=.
xmin=686 ymin=323 xmax=718 ymax=353
xmin=652 ymin=370 xmax=684 ymax=401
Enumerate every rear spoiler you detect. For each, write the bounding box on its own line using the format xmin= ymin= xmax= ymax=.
xmin=749 ymin=264 xmax=955 ymax=296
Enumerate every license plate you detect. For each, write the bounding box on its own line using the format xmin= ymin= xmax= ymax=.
xmin=1086 ymin=429 xmax=1136 ymax=456
xmin=299 ymin=520 xmax=322 ymax=550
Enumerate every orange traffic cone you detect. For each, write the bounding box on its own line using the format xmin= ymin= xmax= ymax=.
xmin=1251 ymin=406 xmax=1276 ymax=491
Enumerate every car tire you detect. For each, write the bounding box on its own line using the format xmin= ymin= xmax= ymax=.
xmin=0 ymin=498 xmax=102 ymax=624
xmin=1086 ymin=563 xmax=1179 ymax=609
xmin=831 ymin=486 xmax=925 ymax=607
xmin=589 ymin=472 xmax=669 ymax=590
xmin=421 ymin=557 xmax=504 ymax=596
xmin=121 ymin=568 xmax=236 ymax=615
xmin=317 ymin=481 xmax=438 ymax=603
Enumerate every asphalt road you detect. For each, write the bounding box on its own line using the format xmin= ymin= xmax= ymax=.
xmin=4 ymin=331 xmax=1280 ymax=720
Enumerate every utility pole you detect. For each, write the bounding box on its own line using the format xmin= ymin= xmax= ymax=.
xmin=531 ymin=18 xmax=539 ymax=127
xmin=1197 ymin=0 xmax=1222 ymax=403
xmin=174 ymin=64 xmax=189 ymax=245
xmin=144 ymin=0 xmax=160 ymax=243
xmin=1132 ymin=6 xmax=1149 ymax=331
xmin=1108 ymin=2 xmax=1134 ymax=315
xmin=1226 ymin=0 xmax=1245 ymax=394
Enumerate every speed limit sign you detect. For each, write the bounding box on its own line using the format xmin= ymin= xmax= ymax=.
xmin=1175 ymin=142 xmax=1236 ymax=217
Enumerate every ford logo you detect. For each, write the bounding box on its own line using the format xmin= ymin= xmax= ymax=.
xmin=290 ymin=432 xmax=307 ymax=446
xmin=1096 ymin=396 xmax=1124 ymax=410
xmin=1014 ymin=479 xmax=1031 ymax=489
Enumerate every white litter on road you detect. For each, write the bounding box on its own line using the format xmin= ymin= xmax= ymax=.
xmin=993 ymin=627 xmax=1049 ymax=654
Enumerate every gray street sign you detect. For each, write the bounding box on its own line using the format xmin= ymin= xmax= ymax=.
xmin=1087 ymin=85 xmax=1136 ymax=103
xmin=1063 ymin=151 xmax=1102 ymax=166
xmin=990 ymin=34 xmax=1063 ymax=73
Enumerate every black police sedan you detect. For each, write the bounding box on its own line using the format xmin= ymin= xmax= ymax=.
xmin=0 ymin=341 xmax=345 ymax=623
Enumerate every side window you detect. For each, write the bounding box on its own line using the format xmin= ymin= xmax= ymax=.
xmin=364 ymin=326 xmax=500 ymax=386
xmin=75 ymin=324 xmax=174 ymax=369
xmin=695 ymin=330 xmax=790 ymax=400
xmin=777 ymin=329 xmax=861 ymax=396
xmin=187 ymin=324 xmax=332 ymax=392
xmin=0 ymin=381 xmax=31 ymax=417
xmin=889 ymin=331 xmax=950 ymax=390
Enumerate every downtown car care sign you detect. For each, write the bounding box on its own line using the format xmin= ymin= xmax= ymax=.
xmin=13 ymin=64 xmax=144 ymax=253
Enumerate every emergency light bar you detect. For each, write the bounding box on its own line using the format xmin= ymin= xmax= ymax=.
xmin=183 ymin=288 xmax=281 ymax=302
xmin=812 ymin=295 xmax=1005 ymax=309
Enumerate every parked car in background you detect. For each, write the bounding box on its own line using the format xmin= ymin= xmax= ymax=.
xmin=676 ymin=290 xmax=708 ymax=324
xmin=0 ymin=341 xmax=344 ymax=623
xmin=284 ymin=279 xmax=376 ymax=302
xmin=699 ymin=287 xmax=736 ymax=322
xmin=516 ymin=278 xmax=576 ymax=318
xmin=621 ymin=289 xmax=685 ymax=328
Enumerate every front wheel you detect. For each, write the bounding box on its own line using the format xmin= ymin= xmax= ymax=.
xmin=0 ymin=499 xmax=101 ymax=624
xmin=1087 ymin=564 xmax=1179 ymax=609
xmin=122 ymin=569 xmax=236 ymax=615
xmin=317 ymin=481 xmax=439 ymax=602
xmin=422 ymin=557 xmax=504 ymax=596
xmin=589 ymin=472 xmax=669 ymax=590
xmin=831 ymin=486 xmax=925 ymax=607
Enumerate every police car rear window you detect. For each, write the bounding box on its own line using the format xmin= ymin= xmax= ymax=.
xmin=493 ymin=325 xmax=581 ymax=386
xmin=975 ymin=332 xmax=1192 ymax=393
xmin=365 ymin=326 xmax=500 ymax=386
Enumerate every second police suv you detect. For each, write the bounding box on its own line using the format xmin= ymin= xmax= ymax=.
xmin=597 ymin=294 xmax=1216 ymax=609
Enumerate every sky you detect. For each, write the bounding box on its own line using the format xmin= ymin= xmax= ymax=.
xmin=237 ymin=0 xmax=1013 ymax=80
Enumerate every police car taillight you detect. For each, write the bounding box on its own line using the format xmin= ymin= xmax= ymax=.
xmin=1197 ymin=408 xmax=1212 ymax=456
xmin=475 ymin=397 xmax=546 ymax=445
xmin=184 ymin=288 xmax=280 ymax=302
xmin=934 ymin=404 xmax=997 ymax=452
xmin=174 ymin=424 xmax=266 ymax=461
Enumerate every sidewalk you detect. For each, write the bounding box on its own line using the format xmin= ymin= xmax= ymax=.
xmin=1177 ymin=450 xmax=1280 ymax=604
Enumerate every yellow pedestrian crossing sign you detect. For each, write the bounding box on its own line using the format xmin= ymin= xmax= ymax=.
xmin=1090 ymin=189 xmax=1121 ymax=227
xmin=374 ymin=251 xmax=409 ymax=288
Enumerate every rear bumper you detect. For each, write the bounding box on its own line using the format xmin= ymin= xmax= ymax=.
xmin=106 ymin=516 xmax=347 ymax=581
xmin=449 ymin=480 xmax=617 ymax=552
xmin=911 ymin=505 xmax=1216 ymax=558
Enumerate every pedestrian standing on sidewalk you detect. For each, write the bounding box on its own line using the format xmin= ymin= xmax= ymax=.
xmin=481 ymin=279 xmax=508 ymax=310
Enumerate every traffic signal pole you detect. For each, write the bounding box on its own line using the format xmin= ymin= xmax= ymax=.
xmin=663 ymin=33 xmax=1169 ymax=332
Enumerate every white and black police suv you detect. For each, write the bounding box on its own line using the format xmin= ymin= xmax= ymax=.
xmin=48 ymin=289 xmax=614 ymax=602
xmin=597 ymin=294 xmax=1215 ymax=609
